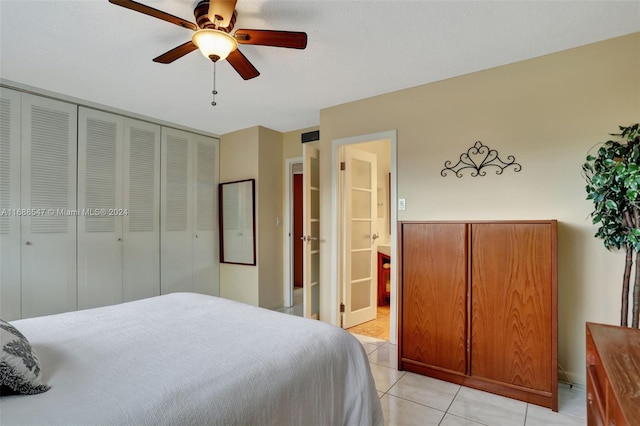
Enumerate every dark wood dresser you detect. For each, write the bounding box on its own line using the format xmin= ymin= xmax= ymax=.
xmin=586 ymin=322 xmax=640 ymax=425
xmin=398 ymin=221 xmax=558 ymax=410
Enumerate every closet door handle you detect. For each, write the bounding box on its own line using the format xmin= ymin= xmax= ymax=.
xmin=25 ymin=241 xmax=32 ymax=246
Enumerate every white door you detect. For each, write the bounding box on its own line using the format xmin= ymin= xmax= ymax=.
xmin=21 ymin=94 xmax=78 ymax=318
xmin=302 ymin=145 xmax=320 ymax=319
xmin=161 ymin=128 xmax=194 ymax=294
xmin=79 ymin=109 xmax=162 ymax=307
xmin=77 ymin=107 xmax=124 ymax=309
xmin=192 ymin=135 xmax=219 ymax=296
xmin=123 ymin=118 xmax=161 ymax=301
xmin=0 ymin=88 xmax=22 ymax=320
xmin=161 ymin=129 xmax=220 ymax=296
xmin=342 ymin=147 xmax=378 ymax=329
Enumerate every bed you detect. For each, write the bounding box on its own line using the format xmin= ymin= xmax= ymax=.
xmin=1 ymin=292 xmax=383 ymax=425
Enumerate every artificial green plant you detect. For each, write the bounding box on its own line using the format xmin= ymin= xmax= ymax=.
xmin=583 ymin=123 xmax=640 ymax=328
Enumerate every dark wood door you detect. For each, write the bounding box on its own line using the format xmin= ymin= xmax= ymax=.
xmin=470 ymin=223 xmax=552 ymax=391
xmin=401 ymin=223 xmax=468 ymax=374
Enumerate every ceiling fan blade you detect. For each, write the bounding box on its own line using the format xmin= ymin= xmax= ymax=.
xmin=208 ymin=0 xmax=237 ymax=28
xmin=153 ymin=41 xmax=198 ymax=64
xmin=109 ymin=0 xmax=197 ymax=31
xmin=226 ymin=49 xmax=260 ymax=80
xmin=234 ymin=29 xmax=307 ymax=49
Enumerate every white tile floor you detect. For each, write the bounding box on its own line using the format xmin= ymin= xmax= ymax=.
xmin=352 ymin=334 xmax=587 ymax=426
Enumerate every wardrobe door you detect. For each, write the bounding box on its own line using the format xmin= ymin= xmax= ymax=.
xmin=192 ymin=135 xmax=219 ymax=296
xmin=20 ymin=94 xmax=77 ymax=318
xmin=401 ymin=222 xmax=468 ymax=374
xmin=77 ymin=108 xmax=124 ymax=309
xmin=123 ymin=118 xmax=160 ymax=301
xmin=470 ymin=222 xmax=553 ymax=392
xmin=0 ymin=88 xmax=22 ymax=320
xmin=161 ymin=128 xmax=193 ymax=294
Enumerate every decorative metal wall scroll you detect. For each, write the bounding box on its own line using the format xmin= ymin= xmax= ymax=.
xmin=441 ymin=141 xmax=522 ymax=178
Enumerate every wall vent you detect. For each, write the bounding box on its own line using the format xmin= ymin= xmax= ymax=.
xmin=301 ymin=130 xmax=319 ymax=143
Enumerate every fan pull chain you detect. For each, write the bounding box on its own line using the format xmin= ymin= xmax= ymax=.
xmin=211 ymin=60 xmax=218 ymax=106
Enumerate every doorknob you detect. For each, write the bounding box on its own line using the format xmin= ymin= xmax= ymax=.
xmin=301 ymin=235 xmax=318 ymax=242
xmin=372 ymin=233 xmax=379 ymax=240
xmin=25 ymin=241 xmax=32 ymax=246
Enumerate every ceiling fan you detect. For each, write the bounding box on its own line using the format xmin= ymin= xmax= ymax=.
xmin=108 ymin=0 xmax=308 ymax=80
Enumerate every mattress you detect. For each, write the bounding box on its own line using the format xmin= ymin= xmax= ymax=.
xmin=1 ymin=292 xmax=383 ymax=425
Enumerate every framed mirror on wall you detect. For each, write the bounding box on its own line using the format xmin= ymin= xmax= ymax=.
xmin=219 ymin=179 xmax=256 ymax=265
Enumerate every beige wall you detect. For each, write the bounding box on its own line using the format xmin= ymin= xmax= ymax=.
xmin=258 ymin=126 xmax=284 ymax=309
xmin=219 ymin=126 xmax=286 ymax=309
xmin=318 ymin=32 xmax=640 ymax=385
xmin=219 ymin=125 xmax=317 ymax=310
xmin=283 ymin=126 xmax=319 ymax=160
xmin=219 ymin=127 xmax=260 ymax=305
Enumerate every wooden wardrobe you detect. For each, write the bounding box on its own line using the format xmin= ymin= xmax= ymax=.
xmin=398 ymin=220 xmax=558 ymax=411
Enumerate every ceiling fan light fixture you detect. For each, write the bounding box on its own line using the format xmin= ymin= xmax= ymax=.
xmin=192 ymin=29 xmax=238 ymax=62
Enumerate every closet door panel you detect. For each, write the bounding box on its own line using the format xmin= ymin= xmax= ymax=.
xmin=401 ymin=222 xmax=467 ymax=373
xmin=20 ymin=94 xmax=77 ymax=318
xmin=470 ymin=223 xmax=552 ymax=391
xmin=0 ymin=88 xmax=22 ymax=320
xmin=192 ymin=136 xmax=219 ymax=296
xmin=77 ymin=108 xmax=124 ymax=309
xmin=123 ymin=118 xmax=160 ymax=301
xmin=161 ymin=128 xmax=193 ymax=294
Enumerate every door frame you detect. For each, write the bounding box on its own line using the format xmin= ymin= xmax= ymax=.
xmin=283 ymin=156 xmax=303 ymax=308
xmin=330 ymin=130 xmax=398 ymax=344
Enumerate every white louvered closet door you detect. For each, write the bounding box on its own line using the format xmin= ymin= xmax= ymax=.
xmin=193 ymin=135 xmax=219 ymax=296
xmin=77 ymin=107 xmax=124 ymax=309
xmin=21 ymin=94 xmax=78 ymax=318
xmin=0 ymin=88 xmax=22 ymax=320
xmin=123 ymin=118 xmax=160 ymax=301
xmin=161 ymin=128 xmax=194 ymax=294
xmin=160 ymin=129 xmax=220 ymax=296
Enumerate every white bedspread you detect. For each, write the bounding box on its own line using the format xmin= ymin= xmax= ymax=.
xmin=1 ymin=293 xmax=383 ymax=425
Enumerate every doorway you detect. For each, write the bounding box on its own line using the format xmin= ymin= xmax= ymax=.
xmin=284 ymin=145 xmax=321 ymax=319
xmin=284 ymin=158 xmax=303 ymax=316
xmin=332 ymin=132 xmax=396 ymax=343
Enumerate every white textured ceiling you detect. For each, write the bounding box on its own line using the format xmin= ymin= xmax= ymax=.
xmin=1 ymin=0 xmax=639 ymax=136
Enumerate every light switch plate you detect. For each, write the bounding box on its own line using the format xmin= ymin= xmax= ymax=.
xmin=398 ymin=198 xmax=406 ymax=211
